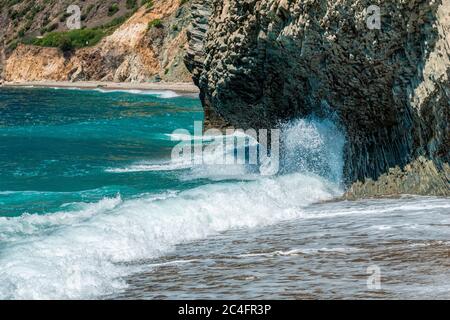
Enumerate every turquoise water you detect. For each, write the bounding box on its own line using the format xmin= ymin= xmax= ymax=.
xmin=1 ymin=87 xmax=448 ymax=300
xmin=0 ymin=87 xmax=348 ymax=299
xmin=0 ymin=87 xmax=203 ymax=217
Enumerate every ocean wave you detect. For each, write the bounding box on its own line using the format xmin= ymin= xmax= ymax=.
xmin=108 ymin=118 xmax=346 ymax=183
xmin=50 ymin=86 xmax=83 ymax=91
xmin=45 ymin=86 xmax=181 ymax=98
xmin=5 ymin=86 xmax=182 ymax=98
xmin=105 ymin=161 xmax=192 ymax=173
xmin=0 ymin=172 xmax=342 ymax=299
xmin=94 ymin=88 xmax=180 ymax=98
xmin=164 ymin=130 xmax=253 ymax=142
xmin=164 ymin=132 xmax=202 ymax=141
xmin=107 ymin=131 xmax=259 ymax=175
xmin=0 ymin=117 xmax=347 ymax=299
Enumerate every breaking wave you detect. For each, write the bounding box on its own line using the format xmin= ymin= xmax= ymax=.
xmin=0 ymin=118 xmax=346 ymax=299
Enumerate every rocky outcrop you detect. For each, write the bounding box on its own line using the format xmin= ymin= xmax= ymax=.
xmin=185 ymin=0 xmax=449 ymax=197
xmin=3 ymin=0 xmax=193 ymax=83
xmin=346 ymin=157 xmax=450 ymax=199
xmin=185 ymin=0 xmax=226 ymax=128
xmin=0 ymin=41 xmax=5 ymax=79
xmin=185 ymin=0 xmax=211 ymax=84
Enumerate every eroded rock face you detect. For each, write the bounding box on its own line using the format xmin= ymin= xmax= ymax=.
xmin=186 ymin=0 xmax=449 ymax=195
xmin=4 ymin=0 xmax=192 ymax=83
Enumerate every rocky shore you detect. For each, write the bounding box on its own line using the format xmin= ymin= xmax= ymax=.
xmin=1 ymin=0 xmax=448 ymax=198
xmin=185 ymin=0 xmax=449 ymax=197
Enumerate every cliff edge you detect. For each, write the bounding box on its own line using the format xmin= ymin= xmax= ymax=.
xmin=185 ymin=0 xmax=449 ymax=197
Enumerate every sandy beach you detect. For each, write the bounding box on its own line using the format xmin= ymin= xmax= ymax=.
xmin=1 ymin=80 xmax=200 ymax=95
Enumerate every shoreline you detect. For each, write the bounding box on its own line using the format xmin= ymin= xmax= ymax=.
xmin=0 ymin=80 xmax=200 ymax=95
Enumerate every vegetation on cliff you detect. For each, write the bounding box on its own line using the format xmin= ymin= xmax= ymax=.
xmin=0 ymin=0 xmax=142 ymax=53
xmin=2 ymin=0 xmax=193 ymax=83
xmin=25 ymin=12 xmax=137 ymax=51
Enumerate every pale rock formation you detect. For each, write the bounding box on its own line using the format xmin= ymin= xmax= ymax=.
xmin=4 ymin=0 xmax=193 ymax=83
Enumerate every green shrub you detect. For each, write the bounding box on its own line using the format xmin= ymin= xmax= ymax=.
xmin=7 ymin=40 xmax=19 ymax=52
xmin=108 ymin=3 xmax=119 ymax=16
xmin=32 ymin=28 xmax=106 ymax=50
xmin=147 ymin=19 xmax=163 ymax=30
xmin=126 ymin=0 xmax=137 ymax=10
xmin=27 ymin=11 xmax=135 ymax=52
xmin=58 ymin=35 xmax=74 ymax=52
xmin=142 ymin=0 xmax=153 ymax=10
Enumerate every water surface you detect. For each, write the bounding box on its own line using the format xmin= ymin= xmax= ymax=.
xmin=0 ymin=87 xmax=448 ymax=300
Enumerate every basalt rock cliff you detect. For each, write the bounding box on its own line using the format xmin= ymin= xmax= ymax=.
xmin=185 ymin=0 xmax=449 ymax=197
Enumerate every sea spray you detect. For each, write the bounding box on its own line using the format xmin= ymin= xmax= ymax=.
xmin=279 ymin=118 xmax=346 ymax=183
xmin=0 ymin=117 xmax=346 ymax=299
xmin=112 ymin=118 xmax=346 ymax=182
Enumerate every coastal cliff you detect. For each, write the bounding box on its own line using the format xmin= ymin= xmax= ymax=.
xmin=185 ymin=0 xmax=449 ymax=197
xmin=1 ymin=0 xmax=448 ymax=198
xmin=1 ymin=0 xmax=193 ymax=83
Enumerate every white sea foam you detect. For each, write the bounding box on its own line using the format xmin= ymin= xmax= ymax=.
xmin=303 ymin=199 xmax=450 ymax=220
xmin=239 ymin=247 xmax=361 ymax=258
xmin=94 ymin=88 xmax=180 ymax=98
xmin=105 ymin=161 xmax=192 ymax=173
xmin=0 ymin=172 xmax=342 ymax=299
xmin=0 ymin=118 xmax=347 ymax=299
xmin=50 ymin=86 xmax=83 ymax=91
xmin=108 ymin=131 xmax=260 ymax=175
xmin=164 ymin=130 xmax=252 ymax=142
xmin=12 ymin=86 xmax=181 ymax=98
xmin=111 ymin=119 xmax=342 ymax=181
